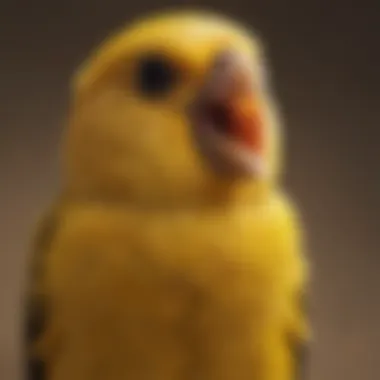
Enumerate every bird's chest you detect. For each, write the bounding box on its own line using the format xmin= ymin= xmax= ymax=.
xmin=45 ymin=203 xmax=293 ymax=380
xmin=48 ymin=203 xmax=284 ymax=311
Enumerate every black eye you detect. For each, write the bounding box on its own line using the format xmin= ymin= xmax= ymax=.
xmin=135 ymin=54 xmax=177 ymax=98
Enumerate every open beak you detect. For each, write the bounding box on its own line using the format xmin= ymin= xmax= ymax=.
xmin=190 ymin=50 xmax=267 ymax=178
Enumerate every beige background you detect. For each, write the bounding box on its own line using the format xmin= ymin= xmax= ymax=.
xmin=1 ymin=1 xmax=379 ymax=379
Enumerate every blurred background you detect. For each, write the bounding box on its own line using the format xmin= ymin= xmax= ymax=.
xmin=0 ymin=1 xmax=379 ymax=379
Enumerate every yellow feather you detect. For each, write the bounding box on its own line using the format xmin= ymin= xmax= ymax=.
xmin=38 ymin=192 xmax=307 ymax=380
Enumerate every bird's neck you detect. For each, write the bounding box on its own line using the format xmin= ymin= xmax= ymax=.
xmin=63 ymin=179 xmax=275 ymax=212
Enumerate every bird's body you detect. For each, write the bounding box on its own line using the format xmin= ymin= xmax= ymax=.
xmin=25 ymin=10 xmax=310 ymax=380
xmin=32 ymin=192 xmax=307 ymax=380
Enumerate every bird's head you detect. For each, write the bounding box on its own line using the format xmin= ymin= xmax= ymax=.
xmin=63 ymin=10 xmax=283 ymax=207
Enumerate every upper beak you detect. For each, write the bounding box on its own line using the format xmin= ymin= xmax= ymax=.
xmin=190 ymin=50 xmax=267 ymax=177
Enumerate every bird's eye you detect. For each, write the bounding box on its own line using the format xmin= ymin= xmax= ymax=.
xmin=134 ymin=54 xmax=178 ymax=98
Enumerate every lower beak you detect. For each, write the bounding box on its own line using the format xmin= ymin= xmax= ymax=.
xmin=225 ymin=93 xmax=265 ymax=155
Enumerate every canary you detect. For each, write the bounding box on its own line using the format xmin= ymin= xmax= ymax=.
xmin=24 ymin=10 xmax=310 ymax=380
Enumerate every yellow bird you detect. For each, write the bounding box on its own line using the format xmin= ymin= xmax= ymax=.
xmin=24 ymin=10 xmax=310 ymax=380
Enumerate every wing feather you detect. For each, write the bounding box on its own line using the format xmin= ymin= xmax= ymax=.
xmin=24 ymin=202 xmax=62 ymax=380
